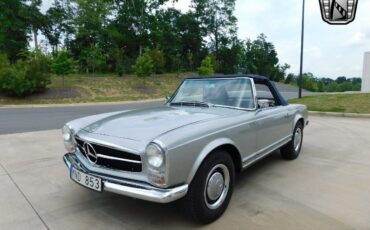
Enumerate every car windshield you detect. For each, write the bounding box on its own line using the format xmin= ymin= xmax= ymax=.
xmin=170 ymin=78 xmax=255 ymax=109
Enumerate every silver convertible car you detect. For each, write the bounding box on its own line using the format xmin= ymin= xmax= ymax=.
xmin=62 ymin=74 xmax=308 ymax=223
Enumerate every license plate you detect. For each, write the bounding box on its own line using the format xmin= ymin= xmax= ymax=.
xmin=70 ymin=167 xmax=102 ymax=192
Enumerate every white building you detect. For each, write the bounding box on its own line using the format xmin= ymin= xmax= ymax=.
xmin=362 ymin=52 xmax=370 ymax=92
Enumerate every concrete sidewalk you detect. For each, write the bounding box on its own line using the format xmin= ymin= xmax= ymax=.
xmin=0 ymin=116 xmax=369 ymax=229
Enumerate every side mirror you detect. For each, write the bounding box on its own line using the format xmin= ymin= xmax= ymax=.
xmin=257 ymin=99 xmax=271 ymax=109
xmin=165 ymin=96 xmax=171 ymax=103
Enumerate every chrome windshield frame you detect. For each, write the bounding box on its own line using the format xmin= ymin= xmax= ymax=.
xmin=167 ymin=77 xmax=258 ymax=111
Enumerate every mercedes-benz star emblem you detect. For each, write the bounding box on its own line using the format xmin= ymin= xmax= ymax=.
xmin=83 ymin=142 xmax=98 ymax=164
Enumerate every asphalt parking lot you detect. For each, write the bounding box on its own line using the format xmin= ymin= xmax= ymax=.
xmin=0 ymin=115 xmax=369 ymax=229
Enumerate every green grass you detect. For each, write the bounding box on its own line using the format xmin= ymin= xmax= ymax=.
xmin=0 ymin=72 xmax=193 ymax=105
xmin=288 ymin=93 xmax=370 ymax=114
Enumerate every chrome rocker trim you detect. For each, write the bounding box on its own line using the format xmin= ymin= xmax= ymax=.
xmin=63 ymin=153 xmax=188 ymax=203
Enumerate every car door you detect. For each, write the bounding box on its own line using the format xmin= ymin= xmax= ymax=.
xmin=254 ymin=105 xmax=291 ymax=151
xmin=232 ymin=113 xmax=258 ymax=161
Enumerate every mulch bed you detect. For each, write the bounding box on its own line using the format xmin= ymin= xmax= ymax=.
xmin=134 ymin=84 xmax=157 ymax=94
xmin=0 ymin=88 xmax=81 ymax=100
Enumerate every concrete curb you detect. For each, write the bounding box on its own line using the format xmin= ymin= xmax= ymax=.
xmin=0 ymin=98 xmax=165 ymax=109
xmin=1 ymin=101 xmax=370 ymax=119
xmin=309 ymin=111 xmax=370 ymax=118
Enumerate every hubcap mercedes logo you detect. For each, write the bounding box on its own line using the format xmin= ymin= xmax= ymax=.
xmin=83 ymin=142 xmax=98 ymax=164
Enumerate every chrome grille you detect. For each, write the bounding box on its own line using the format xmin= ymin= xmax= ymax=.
xmin=75 ymin=136 xmax=142 ymax=172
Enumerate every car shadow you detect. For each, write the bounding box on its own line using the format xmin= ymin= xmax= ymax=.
xmin=76 ymin=151 xmax=284 ymax=228
xmin=235 ymin=150 xmax=283 ymax=186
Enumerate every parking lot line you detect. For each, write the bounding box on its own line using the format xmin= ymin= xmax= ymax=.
xmin=0 ymin=163 xmax=49 ymax=229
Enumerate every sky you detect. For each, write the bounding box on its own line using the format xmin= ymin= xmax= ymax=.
xmin=41 ymin=0 xmax=370 ymax=79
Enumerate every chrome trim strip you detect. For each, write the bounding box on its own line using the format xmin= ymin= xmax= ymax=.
xmin=104 ymin=182 xmax=188 ymax=203
xmin=63 ymin=153 xmax=187 ymax=203
xmin=242 ymin=135 xmax=292 ymax=168
xmin=75 ymin=149 xmax=141 ymax=174
xmin=96 ymin=154 xmax=142 ymax=164
xmin=75 ymin=135 xmax=140 ymax=155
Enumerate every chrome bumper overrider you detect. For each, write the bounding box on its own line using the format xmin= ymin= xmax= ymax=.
xmin=63 ymin=153 xmax=188 ymax=203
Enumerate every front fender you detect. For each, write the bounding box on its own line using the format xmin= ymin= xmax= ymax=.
xmin=185 ymin=137 xmax=240 ymax=184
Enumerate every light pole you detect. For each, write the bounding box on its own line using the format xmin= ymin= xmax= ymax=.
xmin=299 ymin=0 xmax=305 ymax=98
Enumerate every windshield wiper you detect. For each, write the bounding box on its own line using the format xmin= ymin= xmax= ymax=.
xmin=170 ymin=101 xmax=212 ymax=108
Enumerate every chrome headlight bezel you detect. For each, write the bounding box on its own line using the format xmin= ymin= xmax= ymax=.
xmin=145 ymin=142 xmax=167 ymax=186
xmin=62 ymin=124 xmax=76 ymax=153
xmin=146 ymin=143 xmax=165 ymax=168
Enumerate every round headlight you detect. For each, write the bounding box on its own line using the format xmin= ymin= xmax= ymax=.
xmin=62 ymin=125 xmax=72 ymax=141
xmin=62 ymin=125 xmax=76 ymax=152
xmin=146 ymin=143 xmax=164 ymax=168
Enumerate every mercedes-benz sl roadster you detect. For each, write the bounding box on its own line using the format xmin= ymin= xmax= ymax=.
xmin=62 ymin=74 xmax=308 ymax=223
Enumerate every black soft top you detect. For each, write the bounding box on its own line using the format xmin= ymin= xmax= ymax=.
xmin=186 ymin=74 xmax=289 ymax=106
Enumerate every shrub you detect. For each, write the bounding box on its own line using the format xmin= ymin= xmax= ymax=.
xmin=0 ymin=57 xmax=51 ymax=97
xmin=198 ymin=56 xmax=214 ymax=76
xmin=52 ymin=50 xmax=74 ymax=87
xmin=285 ymin=73 xmax=294 ymax=84
xmin=0 ymin=67 xmax=30 ymax=96
xmin=150 ymin=47 xmax=166 ymax=74
xmin=116 ymin=63 xmax=124 ymax=77
xmin=79 ymin=45 xmax=106 ymax=74
xmin=132 ymin=49 xmax=153 ymax=84
xmin=0 ymin=53 xmax=10 ymax=69
xmin=25 ymin=60 xmax=51 ymax=91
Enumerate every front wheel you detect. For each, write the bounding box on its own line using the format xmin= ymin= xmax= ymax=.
xmin=280 ymin=122 xmax=304 ymax=160
xmin=183 ymin=150 xmax=235 ymax=224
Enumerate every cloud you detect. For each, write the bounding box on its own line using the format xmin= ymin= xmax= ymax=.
xmin=348 ymin=32 xmax=368 ymax=46
xmin=305 ymin=46 xmax=322 ymax=58
xmin=164 ymin=0 xmax=191 ymax=12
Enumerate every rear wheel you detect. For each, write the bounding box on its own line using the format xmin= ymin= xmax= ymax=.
xmin=183 ymin=150 xmax=235 ymax=224
xmin=281 ymin=122 xmax=303 ymax=160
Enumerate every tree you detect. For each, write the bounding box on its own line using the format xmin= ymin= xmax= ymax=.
xmin=217 ymin=38 xmax=244 ymax=74
xmin=52 ymin=50 xmax=74 ymax=87
xmin=191 ymin=0 xmax=237 ymax=61
xmin=132 ymin=49 xmax=153 ymax=84
xmin=44 ymin=0 xmax=74 ymax=54
xmin=70 ymin=0 xmax=111 ymax=68
xmin=80 ymin=45 xmax=106 ymax=75
xmin=338 ymin=81 xmax=353 ymax=92
xmin=25 ymin=0 xmax=45 ymax=50
xmin=198 ymin=56 xmax=214 ymax=76
xmin=175 ymin=11 xmax=204 ymax=70
xmin=324 ymin=81 xmax=339 ymax=92
xmin=271 ymin=63 xmax=290 ymax=82
xmin=150 ymin=47 xmax=166 ymax=74
xmin=335 ymin=76 xmax=347 ymax=84
xmin=244 ymin=34 xmax=280 ymax=80
xmin=285 ymin=73 xmax=294 ymax=84
xmin=0 ymin=0 xmax=29 ymax=62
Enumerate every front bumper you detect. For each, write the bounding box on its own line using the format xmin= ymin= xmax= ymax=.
xmin=63 ymin=153 xmax=188 ymax=203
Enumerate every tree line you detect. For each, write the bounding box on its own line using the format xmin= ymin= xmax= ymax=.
xmin=285 ymin=73 xmax=362 ymax=92
xmin=1 ymin=0 xmax=289 ymax=77
xmin=0 ymin=0 xmax=362 ymax=96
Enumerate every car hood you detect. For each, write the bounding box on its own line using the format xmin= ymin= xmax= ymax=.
xmin=81 ymin=106 xmax=229 ymax=142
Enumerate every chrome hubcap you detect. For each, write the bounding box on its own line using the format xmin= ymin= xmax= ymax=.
xmin=207 ymin=172 xmax=224 ymax=201
xmin=294 ymin=128 xmax=302 ymax=152
xmin=204 ymin=164 xmax=230 ymax=210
